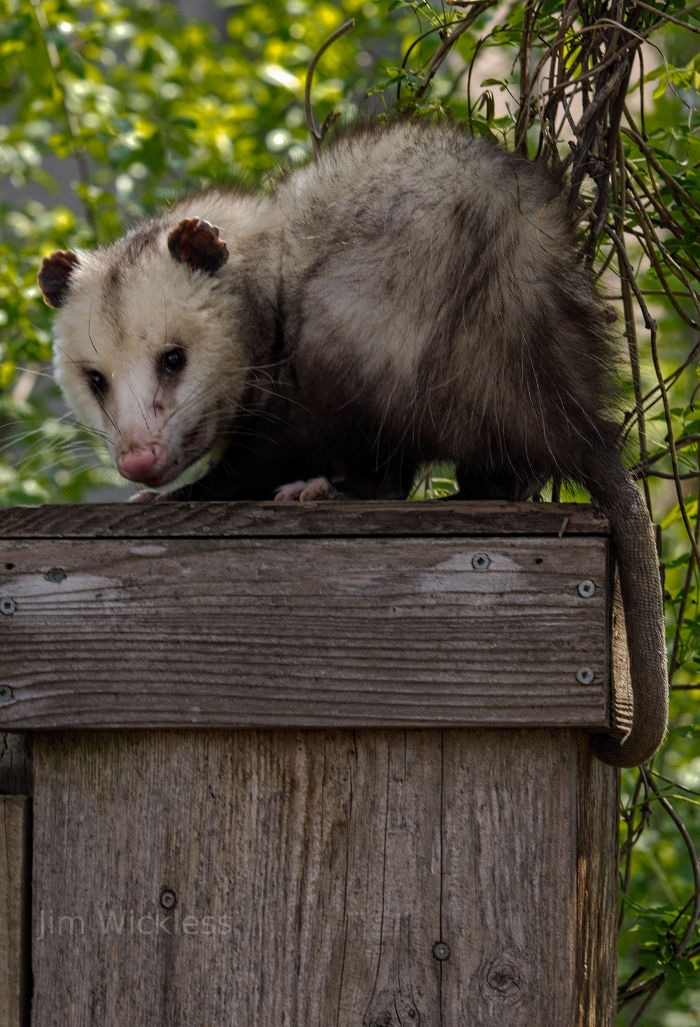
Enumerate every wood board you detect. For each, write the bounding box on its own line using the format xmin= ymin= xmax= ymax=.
xmin=0 ymin=529 xmax=612 ymax=730
xmin=30 ymin=728 xmax=618 ymax=1027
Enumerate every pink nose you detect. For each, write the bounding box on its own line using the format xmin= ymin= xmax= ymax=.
xmin=117 ymin=444 xmax=167 ymax=484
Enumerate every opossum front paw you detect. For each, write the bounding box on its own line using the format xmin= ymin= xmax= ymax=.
xmin=274 ymin=477 xmax=340 ymax=502
xmin=129 ymin=489 xmax=168 ymax=504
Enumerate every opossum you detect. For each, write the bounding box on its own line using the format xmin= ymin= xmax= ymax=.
xmin=38 ymin=117 xmax=667 ymax=767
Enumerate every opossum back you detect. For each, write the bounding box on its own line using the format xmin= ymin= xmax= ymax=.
xmin=281 ymin=119 xmax=619 ymax=482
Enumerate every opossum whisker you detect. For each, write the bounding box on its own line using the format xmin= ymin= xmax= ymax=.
xmin=0 ymin=426 xmax=54 ymax=457
xmin=74 ymin=422 xmax=112 ymax=444
xmin=228 ymin=403 xmax=300 ymax=431
xmin=158 ymin=369 xmax=225 ymax=426
xmin=87 ymin=299 xmax=99 ymax=356
xmin=97 ymin=398 xmax=121 ymax=437
xmin=11 ymin=365 xmax=57 ymax=383
xmin=123 ymin=377 xmax=150 ymax=430
xmin=0 ymin=407 xmax=78 ymax=434
xmin=244 ymin=354 xmax=294 ymax=375
xmin=239 ymin=375 xmax=311 ymax=416
xmin=5 ymin=431 xmax=103 ymax=473
xmin=161 ymin=283 xmax=168 ymax=353
xmin=53 ymin=346 xmax=120 ymax=436
xmin=228 ymin=428 xmax=284 ymax=449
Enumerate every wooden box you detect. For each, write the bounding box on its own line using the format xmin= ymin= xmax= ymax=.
xmin=0 ymin=501 xmax=621 ymax=1025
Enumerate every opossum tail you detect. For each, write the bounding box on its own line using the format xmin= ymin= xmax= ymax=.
xmin=579 ymin=447 xmax=668 ymax=767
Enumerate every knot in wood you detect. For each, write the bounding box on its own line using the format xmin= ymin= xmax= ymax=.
xmin=479 ymin=956 xmax=523 ymax=1004
xmin=45 ymin=567 xmax=67 ymax=584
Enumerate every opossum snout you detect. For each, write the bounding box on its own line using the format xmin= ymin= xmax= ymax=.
xmin=117 ymin=443 xmax=168 ymax=486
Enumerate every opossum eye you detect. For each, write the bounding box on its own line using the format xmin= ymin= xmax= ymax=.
xmin=85 ymin=370 xmax=107 ymax=398
xmin=160 ymin=347 xmax=186 ymax=377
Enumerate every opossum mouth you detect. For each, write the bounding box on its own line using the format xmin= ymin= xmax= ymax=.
xmin=182 ymin=418 xmax=208 ymax=454
xmin=124 ymin=420 xmax=225 ymax=493
xmin=155 ymin=429 xmax=227 ymax=494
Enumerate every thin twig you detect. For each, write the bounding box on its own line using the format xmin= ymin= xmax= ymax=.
xmin=621 ymin=123 xmax=700 ymax=218
xmin=606 ymin=223 xmax=700 ymax=569
xmin=413 ymin=7 xmax=492 ymax=101
xmin=641 ymin=768 xmax=700 ymax=956
xmin=633 ymin=0 xmax=700 ymax=36
xmin=304 ymin=19 xmax=355 ymax=160
xmin=669 ymin=455 xmax=700 ymax=677
xmin=615 ymin=140 xmax=651 ymax=508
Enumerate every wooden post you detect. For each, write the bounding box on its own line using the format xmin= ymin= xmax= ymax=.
xmin=0 ymin=502 xmax=621 ymax=1025
xmin=0 ymin=733 xmax=32 ymax=1027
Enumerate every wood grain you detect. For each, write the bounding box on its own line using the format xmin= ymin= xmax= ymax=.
xmin=30 ymin=728 xmax=617 ymax=1025
xmin=0 ymin=733 xmax=32 ymax=794
xmin=0 ymin=796 xmax=30 ymax=1027
xmin=0 ymin=500 xmax=610 ymax=539
xmin=576 ymin=738 xmax=619 ymax=1026
xmin=0 ymin=535 xmax=611 ymax=730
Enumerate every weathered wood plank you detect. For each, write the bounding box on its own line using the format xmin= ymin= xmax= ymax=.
xmin=576 ymin=739 xmax=619 ymax=1026
xmin=0 ymin=733 xmax=32 ymax=794
xmin=0 ymin=725 xmax=32 ymax=1027
xmin=438 ymin=731 xmax=618 ymax=1027
xmin=440 ymin=730 xmax=578 ymax=1024
xmin=0 ymin=500 xmax=610 ymax=539
xmin=30 ymin=728 xmax=617 ymax=1025
xmin=31 ymin=730 xmax=439 ymax=1025
xmin=0 ymin=536 xmax=611 ymax=730
xmin=0 ymin=795 xmax=30 ymax=1027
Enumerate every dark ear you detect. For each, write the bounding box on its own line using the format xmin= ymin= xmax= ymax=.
xmin=167 ymin=218 xmax=229 ymax=273
xmin=37 ymin=250 xmax=80 ymax=308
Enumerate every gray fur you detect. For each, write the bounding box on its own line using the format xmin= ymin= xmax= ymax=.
xmin=38 ymin=118 xmax=668 ymax=766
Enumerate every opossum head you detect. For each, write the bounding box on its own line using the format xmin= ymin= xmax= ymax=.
xmin=38 ymin=218 xmax=247 ymax=491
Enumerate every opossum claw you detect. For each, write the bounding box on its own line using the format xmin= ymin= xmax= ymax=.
xmin=129 ymin=490 xmax=169 ymax=504
xmin=274 ymin=477 xmax=341 ymax=502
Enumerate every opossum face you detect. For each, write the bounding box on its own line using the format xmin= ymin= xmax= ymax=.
xmin=39 ymin=219 xmax=246 ymax=491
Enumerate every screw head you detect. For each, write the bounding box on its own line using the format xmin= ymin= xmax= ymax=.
xmin=160 ymin=889 xmax=177 ymax=910
xmin=472 ymin=553 xmax=490 ymax=571
xmin=0 ymin=598 xmax=16 ymax=616
xmin=0 ymin=686 xmax=14 ymax=705
xmin=576 ymin=666 xmax=595 ymax=685
xmin=578 ymin=580 xmax=596 ymax=598
xmin=433 ymin=941 xmax=450 ymax=960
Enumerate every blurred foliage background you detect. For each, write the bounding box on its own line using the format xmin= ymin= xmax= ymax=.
xmin=0 ymin=0 xmax=699 ymax=1021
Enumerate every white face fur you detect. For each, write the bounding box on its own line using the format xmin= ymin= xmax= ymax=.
xmin=49 ymin=229 xmax=246 ymax=492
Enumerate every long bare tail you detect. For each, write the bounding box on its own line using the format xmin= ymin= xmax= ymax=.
xmin=580 ymin=448 xmax=668 ymax=767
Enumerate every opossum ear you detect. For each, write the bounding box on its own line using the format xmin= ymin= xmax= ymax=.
xmin=37 ymin=250 xmax=80 ymax=308
xmin=167 ymin=218 xmax=229 ymax=273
